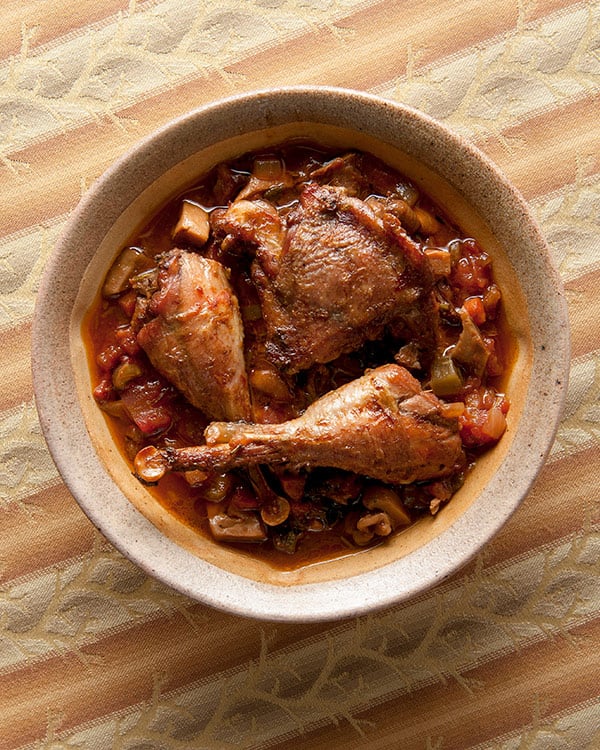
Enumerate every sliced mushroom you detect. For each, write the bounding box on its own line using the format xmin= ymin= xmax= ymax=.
xmin=246 ymin=467 xmax=291 ymax=527
xmin=349 ymin=511 xmax=392 ymax=546
xmin=249 ymin=368 xmax=290 ymax=401
xmin=98 ymin=399 xmax=128 ymax=420
xmin=357 ymin=511 xmax=393 ymax=537
xmin=134 ymin=445 xmax=167 ymax=484
xmin=172 ymin=201 xmax=211 ymax=247
xmin=206 ymin=502 xmax=267 ymax=543
xmin=103 ymin=247 xmax=148 ymax=298
xmin=260 ymin=495 xmax=291 ymax=527
xmin=362 ymin=485 xmax=411 ymax=528
xmin=413 ymin=207 xmax=441 ymax=236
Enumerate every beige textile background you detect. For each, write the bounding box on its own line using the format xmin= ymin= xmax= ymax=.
xmin=0 ymin=0 xmax=599 ymax=748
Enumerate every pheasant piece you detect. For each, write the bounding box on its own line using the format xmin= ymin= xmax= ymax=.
xmin=218 ymin=184 xmax=435 ymax=374
xmin=137 ymin=249 xmax=251 ymax=421
xmin=134 ymin=364 xmax=465 ymax=485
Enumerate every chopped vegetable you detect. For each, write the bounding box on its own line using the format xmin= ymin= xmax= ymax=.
xmin=430 ymin=349 xmax=464 ymax=397
xmin=235 ymin=156 xmax=291 ymax=201
xmin=119 ymin=380 xmax=173 ymax=435
xmin=200 ymin=473 xmax=234 ymax=503
xmin=172 ymin=201 xmax=210 ymax=247
xmin=253 ymin=156 xmax=284 ymax=181
xmin=85 ymin=140 xmax=511 ymax=566
xmin=424 ymin=246 xmax=452 ymax=277
xmin=481 ymin=406 xmax=507 ymax=441
xmin=103 ymin=247 xmax=148 ymax=298
xmin=452 ymin=308 xmax=490 ymax=377
xmin=112 ymin=360 xmax=143 ymax=391
xmin=414 ymin=207 xmax=441 ymax=235
xmin=483 ymin=283 xmax=502 ymax=318
xmin=362 ymin=485 xmax=411 ymax=528
xmin=463 ymin=295 xmax=486 ymax=326
xmin=207 ymin=503 xmax=267 ymax=542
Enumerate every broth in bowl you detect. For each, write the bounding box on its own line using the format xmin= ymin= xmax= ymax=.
xmin=84 ymin=140 xmax=513 ymax=569
xmin=33 ymin=88 xmax=567 ymax=620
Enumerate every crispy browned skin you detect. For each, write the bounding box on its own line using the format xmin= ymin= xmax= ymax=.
xmin=138 ymin=364 xmax=464 ymax=485
xmin=219 ymin=184 xmax=434 ymax=374
xmin=218 ymin=184 xmax=432 ymax=373
xmin=137 ymin=250 xmax=251 ymax=421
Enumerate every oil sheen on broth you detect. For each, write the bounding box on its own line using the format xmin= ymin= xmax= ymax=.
xmin=84 ymin=141 xmax=511 ymax=570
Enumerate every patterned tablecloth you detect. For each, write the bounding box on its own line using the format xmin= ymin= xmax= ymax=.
xmin=1 ymin=1 xmax=599 ymax=748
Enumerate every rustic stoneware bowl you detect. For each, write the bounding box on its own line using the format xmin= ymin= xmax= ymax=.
xmin=32 ymin=87 xmax=569 ymax=622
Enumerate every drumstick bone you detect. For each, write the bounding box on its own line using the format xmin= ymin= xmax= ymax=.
xmin=134 ymin=364 xmax=465 ymax=486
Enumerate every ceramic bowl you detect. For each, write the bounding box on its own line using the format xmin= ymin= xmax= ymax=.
xmin=32 ymin=87 xmax=569 ymax=622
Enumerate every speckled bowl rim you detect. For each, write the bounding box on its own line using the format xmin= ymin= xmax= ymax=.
xmin=32 ymin=86 xmax=570 ymax=622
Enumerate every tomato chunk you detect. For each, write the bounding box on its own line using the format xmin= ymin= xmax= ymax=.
xmin=120 ymin=379 xmax=174 ymax=435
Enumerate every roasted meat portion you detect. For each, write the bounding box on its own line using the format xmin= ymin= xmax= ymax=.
xmin=218 ymin=184 xmax=436 ymax=374
xmin=134 ymin=364 xmax=465 ymax=485
xmin=89 ymin=142 xmax=511 ymax=559
xmin=137 ymin=250 xmax=251 ymax=421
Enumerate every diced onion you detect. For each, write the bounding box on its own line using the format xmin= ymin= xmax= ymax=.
xmin=482 ymin=407 xmax=507 ymax=440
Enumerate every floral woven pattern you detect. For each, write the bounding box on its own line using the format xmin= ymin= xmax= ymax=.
xmin=1 ymin=1 xmax=599 ymax=748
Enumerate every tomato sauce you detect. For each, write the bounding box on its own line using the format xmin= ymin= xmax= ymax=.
xmin=84 ymin=141 xmax=512 ymax=569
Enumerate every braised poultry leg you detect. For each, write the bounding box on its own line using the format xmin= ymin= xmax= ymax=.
xmin=134 ymin=364 xmax=464 ymax=485
xmin=137 ymin=249 xmax=251 ymax=421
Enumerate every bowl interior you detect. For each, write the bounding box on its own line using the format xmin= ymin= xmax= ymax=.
xmin=34 ymin=89 xmax=569 ymax=620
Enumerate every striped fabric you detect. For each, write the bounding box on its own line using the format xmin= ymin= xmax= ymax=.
xmin=1 ymin=1 xmax=599 ymax=747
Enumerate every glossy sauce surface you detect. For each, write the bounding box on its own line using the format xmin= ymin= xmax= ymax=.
xmin=84 ymin=141 xmax=512 ymax=569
